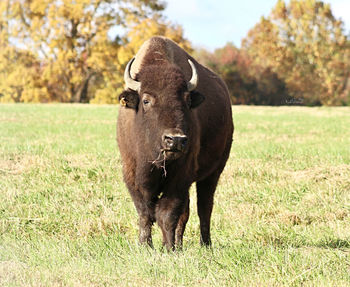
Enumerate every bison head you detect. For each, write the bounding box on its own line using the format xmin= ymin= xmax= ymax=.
xmin=119 ymin=58 xmax=204 ymax=165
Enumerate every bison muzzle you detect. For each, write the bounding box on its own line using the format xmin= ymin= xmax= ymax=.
xmin=117 ymin=36 xmax=233 ymax=250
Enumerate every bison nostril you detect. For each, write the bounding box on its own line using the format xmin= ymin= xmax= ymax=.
xmin=162 ymin=134 xmax=188 ymax=151
xmin=179 ymin=137 xmax=188 ymax=149
xmin=163 ymin=135 xmax=175 ymax=149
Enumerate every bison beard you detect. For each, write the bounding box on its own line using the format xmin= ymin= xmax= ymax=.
xmin=117 ymin=36 xmax=233 ymax=251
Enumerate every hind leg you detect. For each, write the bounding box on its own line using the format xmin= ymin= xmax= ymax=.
xmin=175 ymin=194 xmax=190 ymax=248
xmin=196 ymin=133 xmax=232 ymax=246
xmin=196 ymin=170 xmax=221 ymax=246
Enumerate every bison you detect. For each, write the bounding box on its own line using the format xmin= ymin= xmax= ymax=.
xmin=117 ymin=36 xmax=233 ymax=250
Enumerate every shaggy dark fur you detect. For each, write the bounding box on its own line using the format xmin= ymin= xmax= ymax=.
xmin=117 ymin=37 xmax=233 ymax=250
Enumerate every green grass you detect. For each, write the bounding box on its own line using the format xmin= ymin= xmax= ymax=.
xmin=0 ymin=104 xmax=349 ymax=286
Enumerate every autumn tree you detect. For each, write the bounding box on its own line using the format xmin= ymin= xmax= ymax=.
xmin=0 ymin=0 xmax=172 ymax=103
xmin=242 ymin=0 xmax=350 ymax=105
xmin=1 ymin=1 xmax=43 ymax=102
xmin=207 ymin=43 xmax=257 ymax=104
xmin=196 ymin=43 xmax=286 ymax=105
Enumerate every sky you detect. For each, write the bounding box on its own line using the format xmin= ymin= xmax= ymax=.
xmin=164 ymin=0 xmax=350 ymax=51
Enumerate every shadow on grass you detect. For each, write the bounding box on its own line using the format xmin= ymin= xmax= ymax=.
xmin=231 ymin=232 xmax=350 ymax=250
xmin=316 ymin=238 xmax=350 ymax=249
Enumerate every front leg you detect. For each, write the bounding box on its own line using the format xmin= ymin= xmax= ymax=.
xmin=155 ymin=190 xmax=189 ymax=251
xmin=127 ymin=163 xmax=162 ymax=247
xmin=128 ymin=188 xmax=156 ymax=247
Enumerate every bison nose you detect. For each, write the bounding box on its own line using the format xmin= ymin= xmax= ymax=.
xmin=162 ymin=134 xmax=188 ymax=152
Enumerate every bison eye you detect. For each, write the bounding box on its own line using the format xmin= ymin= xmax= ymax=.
xmin=142 ymin=94 xmax=153 ymax=111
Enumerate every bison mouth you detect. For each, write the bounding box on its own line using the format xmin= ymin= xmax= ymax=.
xmin=150 ymin=148 xmax=184 ymax=167
xmin=149 ymin=148 xmax=185 ymax=177
xmin=163 ymin=149 xmax=183 ymax=160
xmin=150 ymin=132 xmax=188 ymax=175
xmin=160 ymin=147 xmax=185 ymax=161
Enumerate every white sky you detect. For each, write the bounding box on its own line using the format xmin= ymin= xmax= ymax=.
xmin=164 ymin=0 xmax=350 ymax=50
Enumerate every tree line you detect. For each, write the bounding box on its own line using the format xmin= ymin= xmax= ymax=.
xmin=0 ymin=0 xmax=349 ymax=105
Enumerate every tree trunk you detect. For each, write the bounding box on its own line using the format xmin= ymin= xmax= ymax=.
xmin=70 ymin=74 xmax=93 ymax=103
xmin=78 ymin=76 xmax=91 ymax=103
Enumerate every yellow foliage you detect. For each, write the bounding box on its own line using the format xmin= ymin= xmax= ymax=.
xmin=90 ymin=84 xmax=123 ymax=104
xmin=118 ymin=17 xmax=192 ymax=67
xmin=0 ymin=0 xmax=175 ymax=103
xmin=0 ymin=41 xmax=44 ymax=103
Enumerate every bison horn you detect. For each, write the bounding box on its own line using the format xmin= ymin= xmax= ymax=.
xmin=187 ymin=59 xmax=198 ymax=92
xmin=124 ymin=57 xmax=141 ymax=92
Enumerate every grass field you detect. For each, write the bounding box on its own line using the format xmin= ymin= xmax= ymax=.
xmin=0 ymin=104 xmax=349 ymax=286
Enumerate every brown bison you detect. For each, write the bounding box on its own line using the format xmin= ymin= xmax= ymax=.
xmin=117 ymin=36 xmax=233 ymax=250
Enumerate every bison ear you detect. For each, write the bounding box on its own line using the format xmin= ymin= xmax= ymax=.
xmin=189 ymin=91 xmax=205 ymax=109
xmin=119 ymin=89 xmax=139 ymax=109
